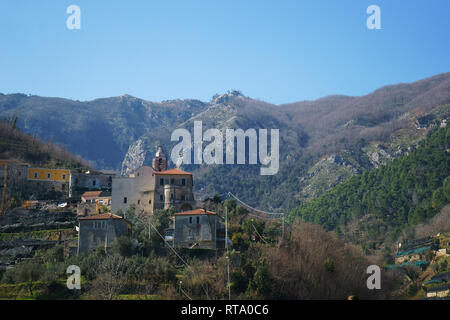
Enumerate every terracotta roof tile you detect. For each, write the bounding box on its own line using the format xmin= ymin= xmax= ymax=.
xmin=78 ymin=213 xmax=124 ymax=220
xmin=81 ymin=191 xmax=111 ymax=198
xmin=82 ymin=191 xmax=102 ymax=197
xmin=174 ymin=208 xmax=216 ymax=216
xmin=154 ymin=168 xmax=192 ymax=175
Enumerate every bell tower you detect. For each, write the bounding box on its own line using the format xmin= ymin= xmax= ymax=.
xmin=153 ymin=146 xmax=167 ymax=172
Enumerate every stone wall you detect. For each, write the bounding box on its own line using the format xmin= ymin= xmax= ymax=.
xmin=173 ymin=214 xmax=217 ymax=249
xmin=77 ymin=219 xmax=130 ymax=254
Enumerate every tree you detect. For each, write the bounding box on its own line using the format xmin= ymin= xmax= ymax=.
xmin=11 ymin=115 xmax=18 ymax=129
xmin=89 ymin=255 xmax=129 ymax=300
xmin=111 ymin=236 xmax=134 ymax=257
xmin=11 ymin=261 xmax=44 ymax=296
xmin=212 ymin=194 xmax=222 ymax=204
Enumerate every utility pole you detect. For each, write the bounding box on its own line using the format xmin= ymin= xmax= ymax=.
xmin=225 ymin=206 xmax=231 ymax=300
xmin=104 ymin=214 xmax=112 ymax=254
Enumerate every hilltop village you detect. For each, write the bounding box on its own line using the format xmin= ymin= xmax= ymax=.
xmin=0 ymin=146 xmax=226 ymax=258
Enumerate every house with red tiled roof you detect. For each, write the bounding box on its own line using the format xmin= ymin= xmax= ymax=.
xmin=77 ymin=191 xmax=112 ymax=216
xmin=111 ymin=146 xmax=196 ymax=216
xmin=165 ymin=209 xmax=225 ymax=250
xmin=81 ymin=191 xmax=111 ymax=204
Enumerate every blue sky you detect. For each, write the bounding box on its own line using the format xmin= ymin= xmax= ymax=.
xmin=0 ymin=0 xmax=449 ymax=104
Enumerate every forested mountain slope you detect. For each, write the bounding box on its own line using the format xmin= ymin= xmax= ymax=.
xmin=289 ymin=124 xmax=450 ymax=247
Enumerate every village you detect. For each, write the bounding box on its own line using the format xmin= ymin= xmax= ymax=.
xmin=0 ymin=146 xmax=229 ymax=263
xmin=0 ymin=146 xmax=449 ymax=300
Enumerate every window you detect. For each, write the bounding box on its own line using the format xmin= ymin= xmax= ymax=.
xmin=34 ymin=172 xmax=38 ymax=178
xmin=62 ymin=174 xmax=66 ymax=180
xmin=160 ymin=194 xmax=164 ymax=201
xmin=181 ymin=179 xmax=186 ymax=186
xmin=123 ymin=197 xmax=127 ymax=204
xmin=92 ymin=180 xmax=96 ymax=186
xmin=160 ymin=178 xmax=164 ymax=186
xmin=137 ymin=199 xmax=140 ymax=205
xmin=170 ymin=178 xmax=174 ymax=184
xmin=47 ymin=173 xmax=51 ymax=179
xmin=170 ymin=193 xmax=174 ymax=200
xmin=94 ymin=221 xmax=106 ymax=229
xmin=196 ymin=216 xmax=200 ymax=224
xmin=189 ymin=217 xmax=192 ymax=224
xmin=181 ymin=195 xmax=185 ymax=201
xmin=149 ymin=199 xmax=152 ymax=204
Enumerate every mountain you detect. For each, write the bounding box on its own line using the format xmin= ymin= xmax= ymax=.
xmin=289 ymin=124 xmax=450 ymax=248
xmin=0 ymin=118 xmax=88 ymax=169
xmin=0 ymin=93 xmax=207 ymax=169
xmin=1 ymin=72 xmax=450 ymax=211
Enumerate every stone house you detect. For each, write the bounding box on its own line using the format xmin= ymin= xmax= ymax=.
xmin=81 ymin=190 xmax=111 ymax=205
xmin=26 ymin=167 xmax=71 ymax=198
xmin=77 ymin=191 xmax=111 ymax=216
xmin=112 ymin=146 xmax=195 ymax=216
xmin=0 ymin=160 xmax=28 ymax=207
xmin=25 ymin=166 xmax=115 ymax=200
xmin=168 ymin=209 xmax=224 ymax=250
xmin=77 ymin=213 xmax=131 ymax=254
xmin=70 ymin=171 xmax=115 ymax=199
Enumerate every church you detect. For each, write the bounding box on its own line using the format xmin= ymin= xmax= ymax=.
xmin=111 ymin=146 xmax=196 ymax=216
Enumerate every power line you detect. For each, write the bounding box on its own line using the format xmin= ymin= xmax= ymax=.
xmin=225 ymin=192 xmax=284 ymax=218
xmin=147 ymin=220 xmax=211 ymax=300
xmin=251 ymin=222 xmax=268 ymax=244
xmin=221 ymin=191 xmax=285 ymax=241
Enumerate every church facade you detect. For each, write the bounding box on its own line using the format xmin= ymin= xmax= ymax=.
xmin=111 ymin=146 xmax=196 ymax=216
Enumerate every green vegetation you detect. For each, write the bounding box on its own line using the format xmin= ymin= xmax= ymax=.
xmin=289 ymin=125 xmax=450 ymax=245
xmin=0 ymin=229 xmax=75 ymax=241
xmin=0 ymin=203 xmax=401 ymax=300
